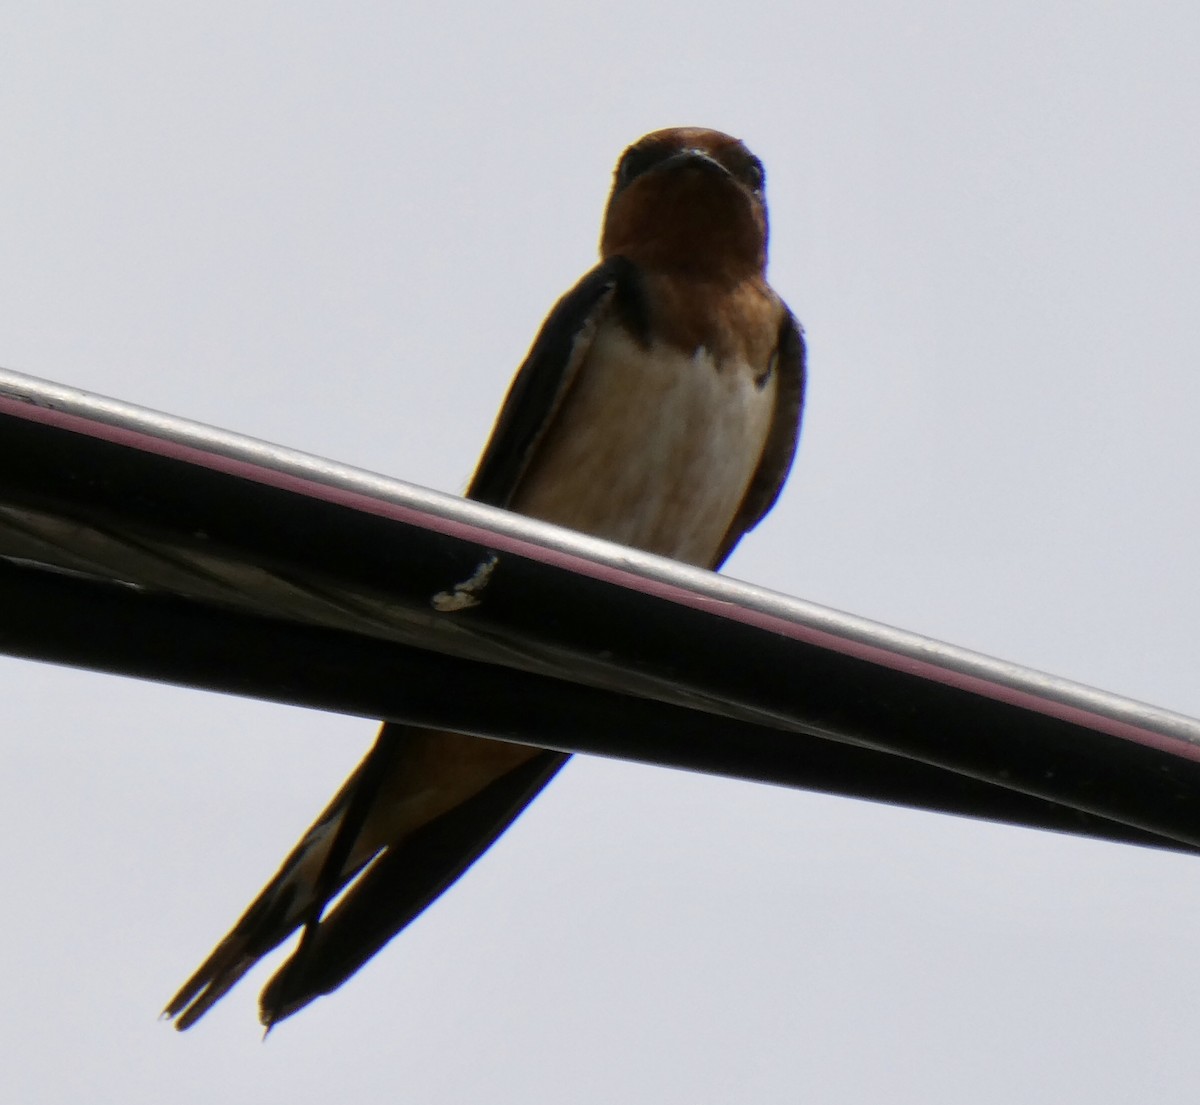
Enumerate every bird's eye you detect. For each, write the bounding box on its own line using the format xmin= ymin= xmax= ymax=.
xmin=614 ymin=143 xmax=670 ymax=191
xmin=741 ymin=156 xmax=766 ymax=193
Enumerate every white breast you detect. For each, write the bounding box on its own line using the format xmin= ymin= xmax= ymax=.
xmin=511 ymin=322 xmax=778 ymax=567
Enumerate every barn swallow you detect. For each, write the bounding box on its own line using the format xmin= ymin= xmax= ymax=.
xmin=164 ymin=127 xmax=806 ymax=1030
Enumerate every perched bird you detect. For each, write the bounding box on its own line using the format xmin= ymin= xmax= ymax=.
xmin=165 ymin=126 xmax=806 ymax=1030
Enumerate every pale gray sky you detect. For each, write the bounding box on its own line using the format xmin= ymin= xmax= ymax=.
xmin=3 ymin=4 xmax=1200 ymax=1102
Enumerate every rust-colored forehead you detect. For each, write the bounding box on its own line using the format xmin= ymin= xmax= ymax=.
xmin=628 ymin=127 xmax=749 ymax=158
xmin=613 ymin=128 xmax=763 ymax=192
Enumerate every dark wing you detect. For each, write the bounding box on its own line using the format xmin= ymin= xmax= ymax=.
xmin=712 ymin=309 xmax=806 ymax=568
xmin=174 ymin=259 xmax=645 ymax=1029
xmin=467 ymin=255 xmax=643 ymax=507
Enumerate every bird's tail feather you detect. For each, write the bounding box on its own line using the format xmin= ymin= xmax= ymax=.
xmin=163 ymin=737 xmax=399 ymax=1030
xmin=164 ymin=732 xmax=564 ymax=1031
xmin=259 ymin=749 xmax=568 ymax=1028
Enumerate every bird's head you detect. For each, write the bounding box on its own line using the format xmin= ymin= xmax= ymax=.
xmin=600 ymin=127 xmax=769 ymax=282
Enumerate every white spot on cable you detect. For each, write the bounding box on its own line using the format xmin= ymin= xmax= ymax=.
xmin=431 ymin=552 xmax=499 ymax=612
